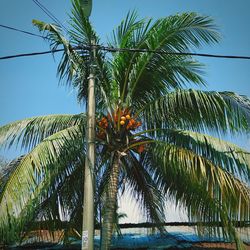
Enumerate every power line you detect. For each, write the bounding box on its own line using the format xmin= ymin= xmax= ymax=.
xmin=0 ymin=24 xmax=46 ymax=39
xmin=32 ymin=0 xmax=62 ymax=26
xmin=32 ymin=0 xmax=68 ymax=33
xmin=100 ymin=46 xmax=250 ymax=60
xmin=0 ymin=23 xmax=249 ymax=60
xmin=1 ymin=45 xmax=250 ymax=60
xmin=0 ymin=49 xmax=64 ymax=60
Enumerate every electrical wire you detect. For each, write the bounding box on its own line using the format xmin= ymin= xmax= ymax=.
xmin=1 ymin=45 xmax=250 ymax=61
xmin=0 ymin=24 xmax=46 ymax=39
xmin=32 ymin=0 xmax=65 ymax=29
xmin=1 ymin=24 xmax=248 ymax=60
xmin=0 ymin=49 xmax=64 ymax=60
xmin=32 ymin=0 xmax=68 ymax=32
xmin=99 ymin=45 xmax=250 ymax=60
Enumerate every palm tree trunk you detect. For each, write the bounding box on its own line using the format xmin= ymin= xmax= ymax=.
xmin=101 ymin=152 xmax=120 ymax=250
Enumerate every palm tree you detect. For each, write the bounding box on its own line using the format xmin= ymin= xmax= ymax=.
xmin=0 ymin=0 xmax=250 ymax=249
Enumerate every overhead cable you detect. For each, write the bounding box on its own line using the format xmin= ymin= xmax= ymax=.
xmin=32 ymin=0 xmax=68 ymax=32
xmin=0 ymin=49 xmax=64 ymax=60
xmin=1 ymin=45 xmax=250 ymax=60
xmin=100 ymin=46 xmax=250 ymax=60
xmin=0 ymin=24 xmax=46 ymax=39
xmin=1 ymin=24 xmax=249 ymax=60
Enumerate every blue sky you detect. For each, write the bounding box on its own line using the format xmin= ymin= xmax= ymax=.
xmin=0 ymin=0 xmax=250 ymax=222
xmin=1 ymin=0 xmax=250 ymax=158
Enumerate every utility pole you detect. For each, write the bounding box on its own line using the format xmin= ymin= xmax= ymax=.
xmin=82 ymin=39 xmax=96 ymax=250
xmin=80 ymin=1 xmax=95 ymax=250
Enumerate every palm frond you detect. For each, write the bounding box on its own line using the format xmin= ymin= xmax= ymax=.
xmin=33 ymin=18 xmax=88 ymax=97
xmin=108 ymin=11 xmax=150 ymax=102
xmin=220 ymin=92 xmax=250 ymax=126
xmin=147 ymin=142 xmax=249 ymax=249
xmin=33 ymin=1 xmax=112 ymax=107
xmin=122 ymin=151 xmax=165 ymax=226
xmin=30 ymin=158 xmax=84 ymax=240
xmin=138 ymin=89 xmax=249 ymax=134
xmin=109 ymin=10 xmax=146 ymax=49
xmin=109 ymin=12 xmax=220 ymax=105
xmin=151 ymin=141 xmax=250 ymax=223
xmin=0 ymin=125 xmax=84 ymax=243
xmin=69 ymin=0 xmax=97 ymax=45
xmin=0 ymin=113 xmax=85 ymax=151
xmin=32 ymin=19 xmax=70 ymax=56
xmin=146 ymin=129 xmax=250 ymax=181
xmin=0 ymin=156 xmax=24 ymax=199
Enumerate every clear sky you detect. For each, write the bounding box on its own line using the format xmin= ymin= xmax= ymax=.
xmin=0 ymin=0 xmax=250 ymax=222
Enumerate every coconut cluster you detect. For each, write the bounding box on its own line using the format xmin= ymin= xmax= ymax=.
xmin=97 ymin=109 xmax=145 ymax=153
xmin=98 ymin=109 xmax=142 ymax=131
xmin=119 ymin=115 xmax=142 ymax=130
xmin=98 ymin=117 xmax=108 ymax=129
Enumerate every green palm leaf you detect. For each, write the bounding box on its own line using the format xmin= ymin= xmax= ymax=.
xmin=151 ymin=141 xmax=250 ymax=222
xmin=139 ymin=89 xmax=249 ymax=133
xmin=32 ymin=18 xmax=90 ymax=101
xmin=221 ymin=92 xmax=250 ymax=124
xmin=0 ymin=113 xmax=85 ymax=150
xmin=147 ymin=141 xmax=249 ymax=250
xmin=0 ymin=156 xmax=24 ymax=196
xmin=144 ymin=129 xmax=250 ymax=180
xmin=0 ymin=125 xmax=84 ymax=242
xmin=122 ymin=151 xmax=165 ymax=226
xmin=109 ymin=12 xmax=220 ymax=105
